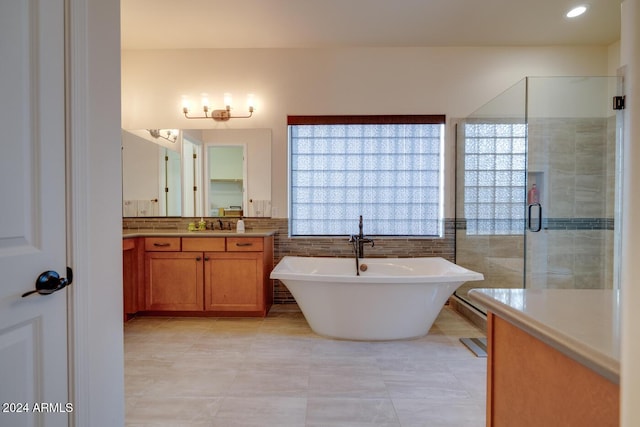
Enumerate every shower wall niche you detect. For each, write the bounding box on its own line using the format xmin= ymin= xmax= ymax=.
xmin=455 ymin=76 xmax=622 ymax=309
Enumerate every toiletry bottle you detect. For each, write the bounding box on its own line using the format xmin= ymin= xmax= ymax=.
xmin=198 ymin=218 xmax=206 ymax=231
xmin=527 ymin=184 xmax=539 ymax=204
xmin=236 ymin=217 xmax=245 ymax=233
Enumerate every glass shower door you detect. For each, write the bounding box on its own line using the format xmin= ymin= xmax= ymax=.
xmin=524 ymin=76 xmax=621 ymax=291
xmin=455 ymin=76 xmax=622 ymax=312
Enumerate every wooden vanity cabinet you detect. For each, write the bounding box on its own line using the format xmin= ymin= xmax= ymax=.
xmin=141 ymin=235 xmax=273 ymax=316
xmin=486 ymin=313 xmax=619 ymax=427
xmin=122 ymin=237 xmax=144 ymax=320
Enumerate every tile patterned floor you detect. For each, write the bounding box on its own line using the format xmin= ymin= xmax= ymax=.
xmin=125 ymin=304 xmax=487 ymax=426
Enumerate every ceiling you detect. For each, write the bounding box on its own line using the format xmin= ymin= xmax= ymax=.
xmin=121 ymin=0 xmax=622 ymax=50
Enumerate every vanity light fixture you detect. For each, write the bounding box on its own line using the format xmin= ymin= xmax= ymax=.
xmin=566 ymin=4 xmax=588 ymax=18
xmin=182 ymin=93 xmax=255 ymax=121
xmin=148 ymin=128 xmax=179 ymax=143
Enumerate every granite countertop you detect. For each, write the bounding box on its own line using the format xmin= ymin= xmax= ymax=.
xmin=468 ymin=288 xmax=620 ymax=384
xmin=123 ymin=228 xmax=278 ymax=238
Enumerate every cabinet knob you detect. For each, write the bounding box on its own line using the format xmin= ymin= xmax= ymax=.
xmin=204 ymin=256 xmax=210 ymax=261
xmin=196 ymin=256 xmax=202 ymax=261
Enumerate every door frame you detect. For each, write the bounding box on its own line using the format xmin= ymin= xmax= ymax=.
xmin=66 ymin=0 xmax=124 ymax=425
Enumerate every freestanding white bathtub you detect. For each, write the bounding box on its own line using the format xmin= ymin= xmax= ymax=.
xmin=270 ymin=256 xmax=484 ymax=341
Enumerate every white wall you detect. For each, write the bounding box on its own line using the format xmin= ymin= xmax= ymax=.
xmin=620 ymin=1 xmax=640 ymax=425
xmin=122 ymin=46 xmax=609 ymax=218
xmin=609 ymin=41 xmax=621 ymax=76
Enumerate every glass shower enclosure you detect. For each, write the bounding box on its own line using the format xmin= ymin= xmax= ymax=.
xmin=455 ymin=76 xmax=623 ymax=310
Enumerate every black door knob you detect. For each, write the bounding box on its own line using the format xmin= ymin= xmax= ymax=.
xmin=22 ymin=270 xmax=70 ymax=298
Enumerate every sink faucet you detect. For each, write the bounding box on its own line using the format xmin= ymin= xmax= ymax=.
xmin=348 ymin=215 xmax=374 ymax=275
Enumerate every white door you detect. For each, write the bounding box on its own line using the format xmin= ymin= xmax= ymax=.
xmin=0 ymin=0 xmax=70 ymax=426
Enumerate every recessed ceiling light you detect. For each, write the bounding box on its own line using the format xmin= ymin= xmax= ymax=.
xmin=566 ymin=5 xmax=588 ymax=18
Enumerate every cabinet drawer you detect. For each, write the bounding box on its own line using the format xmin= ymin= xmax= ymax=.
xmin=227 ymin=237 xmax=263 ymax=252
xmin=182 ymin=237 xmax=225 ymax=252
xmin=123 ymin=238 xmax=136 ymax=251
xmin=144 ymin=237 xmax=181 ymax=251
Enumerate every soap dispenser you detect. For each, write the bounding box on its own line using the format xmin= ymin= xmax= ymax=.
xmin=236 ymin=217 xmax=245 ymax=233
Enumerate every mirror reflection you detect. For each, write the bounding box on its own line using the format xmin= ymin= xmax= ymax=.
xmin=207 ymin=145 xmax=245 ymax=217
xmin=122 ymin=128 xmax=271 ymax=218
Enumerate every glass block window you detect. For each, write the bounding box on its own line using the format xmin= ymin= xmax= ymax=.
xmin=288 ymin=115 xmax=445 ymax=237
xmin=463 ymin=123 xmax=527 ymax=235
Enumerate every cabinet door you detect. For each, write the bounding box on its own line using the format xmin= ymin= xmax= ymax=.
xmin=205 ymin=252 xmax=263 ymax=313
xmin=145 ymin=252 xmax=204 ymax=311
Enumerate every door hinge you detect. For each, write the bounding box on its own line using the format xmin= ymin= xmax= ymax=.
xmin=613 ymin=96 xmax=626 ymax=110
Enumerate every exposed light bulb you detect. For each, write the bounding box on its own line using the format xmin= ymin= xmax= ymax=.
xmin=247 ymin=94 xmax=255 ymax=111
xmin=224 ymin=93 xmax=233 ymax=109
xmin=181 ymin=97 xmax=190 ymax=113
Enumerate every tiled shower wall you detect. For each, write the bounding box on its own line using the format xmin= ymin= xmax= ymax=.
xmin=526 ymin=117 xmax=616 ymax=290
xmin=123 ymin=217 xmax=456 ymax=303
xmin=455 ymin=116 xmax=617 ymax=300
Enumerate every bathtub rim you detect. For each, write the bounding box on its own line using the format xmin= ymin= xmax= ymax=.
xmin=270 ymin=255 xmax=484 ymax=284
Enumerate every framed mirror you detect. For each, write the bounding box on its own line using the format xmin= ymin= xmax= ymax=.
xmin=122 ymin=128 xmax=271 ymax=218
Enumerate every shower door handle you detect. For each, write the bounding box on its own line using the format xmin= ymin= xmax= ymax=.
xmin=528 ymin=203 xmax=542 ymax=232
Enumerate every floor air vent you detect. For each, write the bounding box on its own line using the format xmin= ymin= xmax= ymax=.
xmin=460 ymin=337 xmax=487 ymax=357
